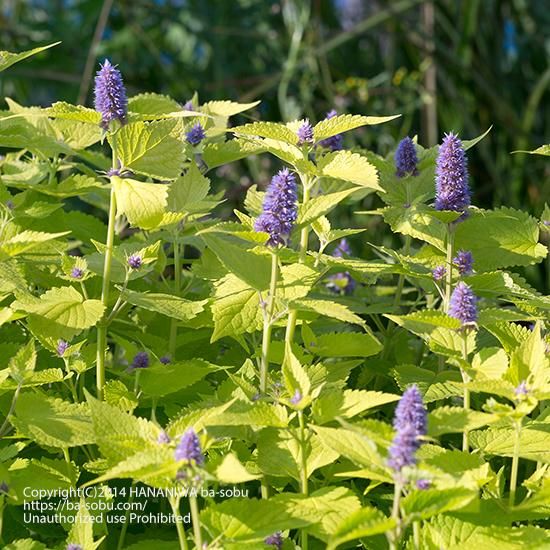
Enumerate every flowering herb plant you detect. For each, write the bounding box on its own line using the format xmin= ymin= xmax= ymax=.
xmin=0 ymin=43 xmax=549 ymax=550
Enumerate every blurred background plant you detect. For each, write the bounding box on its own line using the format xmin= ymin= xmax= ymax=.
xmin=1 ymin=0 xmax=549 ymax=289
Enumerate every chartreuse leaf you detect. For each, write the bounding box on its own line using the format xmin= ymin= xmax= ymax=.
xmin=313 ymin=113 xmax=400 ymax=141
xmin=305 ymin=331 xmax=382 ymax=358
xmin=13 ymin=393 xmax=93 ymax=448
xmin=12 ymin=286 xmax=104 ymax=339
xmin=48 ymin=101 xmax=102 ymax=125
xmin=216 ymin=453 xmax=262 ymax=483
xmin=327 ymin=506 xmax=396 ymax=550
xmin=297 ymin=188 xmax=361 ymax=226
xmin=317 ymin=150 xmax=382 ymax=191
xmin=401 ymin=487 xmax=477 ymax=521
xmin=257 ymin=428 xmax=338 ymax=481
xmin=513 ymin=144 xmax=550 ymax=156
xmin=121 ymin=288 xmax=207 ymax=321
xmin=428 ymin=406 xmax=498 ymax=436
xmin=111 ymin=120 xmax=184 ymax=179
xmin=200 ymin=232 xmax=271 ymax=290
xmin=128 ymin=92 xmax=182 ymax=114
xmin=313 ymin=390 xmax=399 ymax=424
xmin=232 ymin=121 xmax=299 ymax=144
xmin=202 ymin=139 xmax=265 ymax=168
xmin=112 ymin=176 xmax=168 ymax=230
xmin=282 ymin=346 xmax=311 ymax=401
xmin=200 ymin=497 xmax=310 ymax=542
xmin=0 ymin=42 xmax=60 ymax=72
xmin=454 ymin=207 xmax=548 ymax=270
xmin=104 ymin=380 xmax=138 ymax=413
xmin=66 ymin=498 xmax=104 ymax=550
xmin=211 ymin=274 xmax=263 ymax=341
xmin=4 ymin=541 xmax=48 ymax=550
xmin=0 ymin=229 xmax=70 ymax=258
xmin=167 ymin=160 xmax=210 ymax=213
xmin=386 ymin=310 xmax=461 ymax=334
xmin=202 ymin=99 xmax=260 ymax=117
xmin=8 ymin=340 xmax=36 ymax=384
xmin=292 ymin=298 xmax=366 ymax=327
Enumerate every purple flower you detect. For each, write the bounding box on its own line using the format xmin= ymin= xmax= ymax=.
xmin=129 ymin=351 xmax=150 ymax=371
xmin=432 ymin=265 xmax=446 ymax=281
xmin=57 ymin=340 xmax=69 ymax=357
xmin=66 ymin=545 xmax=82 ymax=550
xmin=448 ymin=282 xmax=478 ymax=325
xmin=254 ymin=168 xmax=298 ymax=246
xmin=183 ymin=100 xmax=194 ymax=111
xmin=416 ymin=478 xmax=431 ymax=490
xmin=395 ymin=137 xmax=419 ymax=178
xmin=515 ymin=381 xmax=528 ymax=397
xmin=186 ymin=122 xmax=206 ymax=146
xmin=435 ymin=133 xmax=470 ymax=213
xmin=127 ymin=254 xmax=142 ymax=270
xmin=70 ymin=267 xmax=84 ymax=279
xmin=93 ymin=60 xmax=128 ymax=130
xmin=453 ymin=250 xmax=473 ymax=276
xmin=157 ymin=431 xmax=171 ymax=444
xmin=388 ymin=385 xmax=427 ymax=473
xmin=265 ymin=532 xmax=283 ymax=549
xmin=333 ymin=238 xmax=352 ymax=257
xmin=290 ymin=389 xmax=302 ymax=405
xmin=297 ymin=119 xmax=314 ymax=146
xmin=160 ymin=355 xmax=171 ymax=364
xmin=318 ymin=109 xmax=343 ymax=151
xmin=175 ymin=429 xmax=204 ymax=466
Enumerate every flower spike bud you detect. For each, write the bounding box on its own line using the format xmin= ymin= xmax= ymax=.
xmin=395 ymin=136 xmax=419 ymax=177
xmin=448 ymin=282 xmax=478 ymax=326
xmin=94 ymin=60 xmax=128 ymax=130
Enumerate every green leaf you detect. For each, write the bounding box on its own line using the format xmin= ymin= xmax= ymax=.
xmin=13 ymin=393 xmax=93 ymax=448
xmin=386 ymin=310 xmax=461 ymax=335
xmin=167 ymin=161 xmax=210 ymax=213
xmin=128 ymin=92 xmax=182 ymax=114
xmin=203 ymin=99 xmax=260 ymax=117
xmin=112 ymin=120 xmax=184 ymax=179
xmin=292 ymin=298 xmax=366 ymax=327
xmin=512 ymin=144 xmax=550 ymax=156
xmin=282 ymin=346 xmax=311 ymax=399
xmin=313 ymin=390 xmax=399 ymax=424
xmin=232 ymin=121 xmax=299 ymax=144
xmin=8 ymin=340 xmax=36 ymax=384
xmin=201 ymin=233 xmax=271 ymax=291
xmin=139 ymin=359 xmax=218 ymax=397
xmin=297 ymin=188 xmax=361 ymax=226
xmin=216 ymin=453 xmax=262 ymax=483
xmin=0 ymin=229 xmax=70 ymax=258
xmin=121 ymin=288 xmax=207 ymax=321
xmin=305 ymin=331 xmax=382 ymax=358
xmin=67 ymin=498 xmax=104 ymax=550
xmin=313 ymin=113 xmax=400 ymax=141
xmin=104 ymin=380 xmax=138 ymax=413
xmin=317 ymin=150 xmax=382 ymax=191
xmin=454 ymin=207 xmax=548 ymax=270
xmin=401 ymin=487 xmax=477 ymax=520
xmin=428 ymin=406 xmax=498 ymax=436
xmin=12 ymin=286 xmax=105 ymax=339
xmin=48 ymin=101 xmax=102 ymax=125
xmin=327 ymin=506 xmax=396 ymax=550
xmin=202 ymin=140 xmax=265 ymax=169
xmin=112 ymin=176 xmax=168 ymax=230
xmin=0 ymin=42 xmax=60 ymax=72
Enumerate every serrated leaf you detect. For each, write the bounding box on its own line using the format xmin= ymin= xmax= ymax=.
xmin=203 ymin=100 xmax=260 ymax=117
xmin=48 ymin=101 xmax=102 ymax=125
xmin=317 ymin=150 xmax=381 ymax=191
xmin=216 ymin=453 xmax=262 ymax=483
xmin=428 ymin=406 xmax=498 ymax=436
xmin=232 ymin=121 xmax=298 ymax=144
xmin=313 ymin=113 xmax=399 ymax=141
xmin=12 ymin=286 xmax=104 ymax=339
xmin=0 ymin=42 xmax=60 ymax=72
xmin=0 ymin=229 xmax=70 ymax=257
xmin=13 ymin=393 xmax=93 ymax=448
xmin=292 ymin=298 xmax=366 ymax=327
xmin=282 ymin=346 xmax=311 ymax=398
xmin=401 ymin=487 xmax=477 ymax=520
xmin=202 ymin=139 xmax=265 ymax=168
xmin=112 ymin=120 xmax=184 ymax=179
xmin=128 ymin=93 xmax=182 ymax=114
xmin=112 ymin=176 xmax=168 ymax=230
xmin=8 ymin=340 xmax=36 ymax=384
xmin=297 ymin=188 xmax=360 ymax=226
xmin=167 ymin=161 xmax=210 ymax=213
xmin=305 ymin=331 xmax=382 ymax=358
xmin=121 ymin=288 xmax=207 ymax=321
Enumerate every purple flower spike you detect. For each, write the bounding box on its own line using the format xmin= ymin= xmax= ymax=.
xmin=66 ymin=545 xmax=83 ymax=550
xmin=327 ymin=238 xmax=355 ymax=295
xmin=432 ymin=265 xmax=446 ymax=281
xmin=183 ymin=100 xmax=194 ymax=111
xmin=297 ymin=119 xmax=314 ymax=146
xmin=395 ymin=137 xmax=419 ymax=178
xmin=157 ymin=431 xmax=171 ymax=444
xmin=130 ymin=351 xmax=150 ymax=371
xmin=453 ymin=250 xmax=474 ymax=276
xmin=160 ymin=355 xmax=171 ymax=364
xmin=448 ymin=282 xmax=478 ymax=326
xmin=388 ymin=385 xmax=427 ymax=473
xmin=515 ymin=381 xmax=528 ymax=397
xmin=186 ymin=122 xmax=206 ymax=146
xmin=70 ymin=267 xmax=84 ymax=279
xmin=290 ymin=389 xmax=302 ymax=405
xmin=265 ymin=532 xmax=283 ymax=549
xmin=435 ymin=132 xmax=470 ymax=213
xmin=319 ymin=110 xmax=343 ymax=151
xmin=93 ymin=60 xmax=128 ymax=130
xmin=175 ymin=429 xmax=204 ymax=466
xmin=127 ymin=254 xmax=142 ymax=269
xmin=333 ymin=238 xmax=352 ymax=257
xmin=254 ymin=168 xmax=298 ymax=247
xmin=57 ymin=340 xmax=69 ymax=357
xmin=416 ymin=479 xmax=431 ymax=490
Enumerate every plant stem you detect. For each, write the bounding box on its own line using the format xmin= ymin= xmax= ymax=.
xmin=393 ymin=234 xmax=411 ymax=311
xmin=413 ymin=520 xmax=421 ymax=549
xmin=509 ymin=420 xmax=522 ymax=506
xmin=0 ymin=383 xmax=22 ymax=437
xmin=169 ymin=497 xmax=189 ymax=550
xmin=298 ymin=410 xmax=309 ymax=550
xmin=260 ymin=252 xmax=279 ymax=394
xmin=189 ymin=495 xmax=202 ymax=549
xmin=461 ymin=331 xmax=470 ymax=452
xmin=169 ymin=233 xmax=182 ymax=359
xmin=389 ymin=480 xmax=402 ymax=550
xmin=96 ymin=143 xmax=118 ymax=400
xmin=443 ymin=223 xmax=454 ymax=311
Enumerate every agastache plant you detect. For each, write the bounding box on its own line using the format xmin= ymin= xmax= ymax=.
xmin=93 ymin=60 xmax=128 ymax=130
xmin=395 ymin=136 xmax=419 ymax=177
xmin=318 ymin=110 xmax=343 ymax=151
xmin=453 ymin=250 xmax=474 ymax=275
xmin=296 ymin=119 xmax=314 ymax=146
